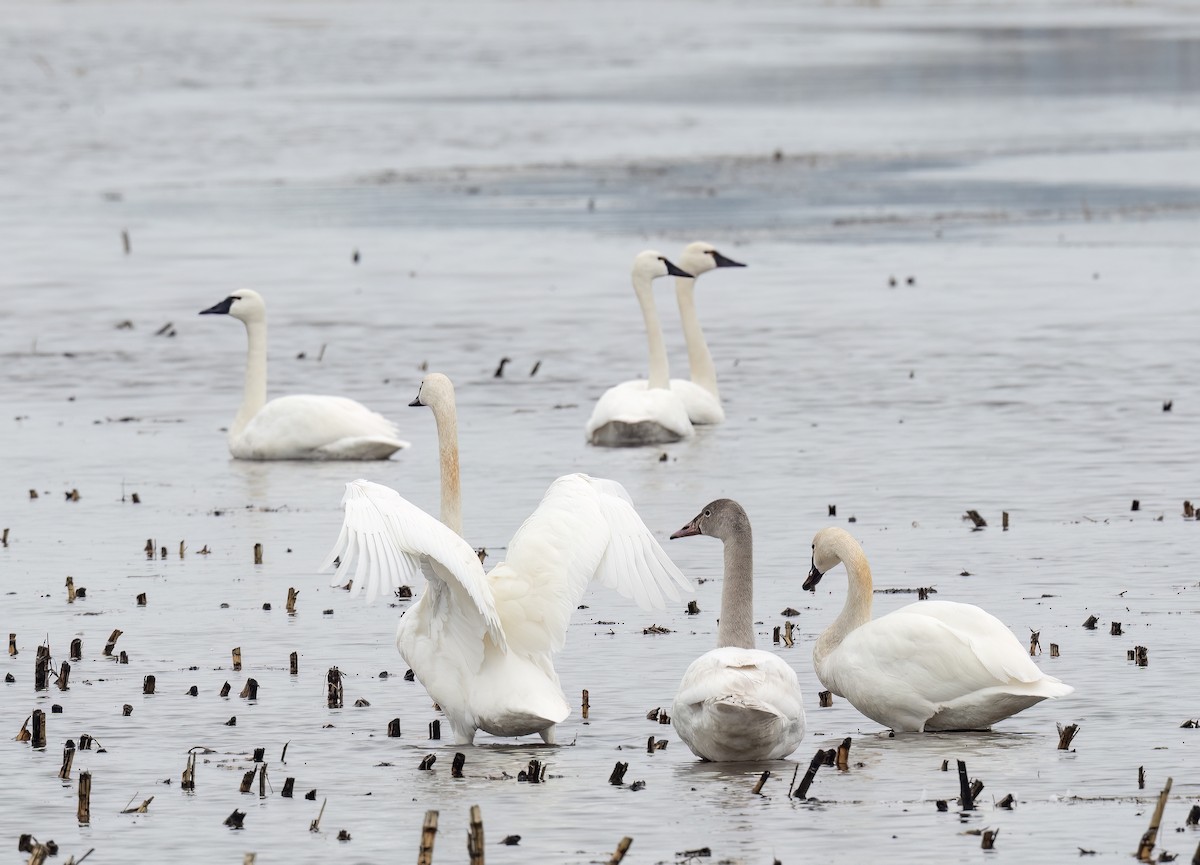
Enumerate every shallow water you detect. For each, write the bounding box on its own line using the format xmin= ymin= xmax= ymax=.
xmin=3 ymin=1 xmax=1200 ymax=863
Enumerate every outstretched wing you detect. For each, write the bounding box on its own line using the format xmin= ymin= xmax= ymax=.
xmin=489 ymin=473 xmax=691 ymax=658
xmin=320 ymin=480 xmax=506 ymax=652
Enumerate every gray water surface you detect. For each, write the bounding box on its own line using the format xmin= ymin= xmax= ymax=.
xmin=3 ymin=2 xmax=1200 ymax=863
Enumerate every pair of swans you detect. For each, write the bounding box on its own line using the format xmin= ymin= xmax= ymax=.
xmin=586 ymin=243 xmax=744 ymax=447
xmin=200 ymin=289 xmax=409 ymax=460
xmin=325 ymin=373 xmax=692 ymax=745
xmin=669 ymin=515 xmax=1073 ymax=761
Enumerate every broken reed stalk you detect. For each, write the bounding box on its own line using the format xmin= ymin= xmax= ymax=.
xmin=795 ymin=750 xmax=825 ymax=799
xmin=182 ymin=752 xmax=196 ymax=791
xmin=232 ymin=647 xmax=242 ymax=671
xmin=417 ymin=811 xmax=439 ymax=865
xmin=582 ymin=689 xmax=589 ymax=720
xmin=982 ymin=828 xmax=999 ymax=850
xmin=136 ymin=593 xmax=146 ymax=606
xmin=70 ymin=638 xmax=81 ymax=661
xmin=957 ymin=760 xmax=975 ymax=810
xmin=219 ymin=682 xmax=232 ymax=698
xmin=609 ymin=761 xmax=629 ymax=786
xmin=258 ymin=764 xmax=267 ymax=798
xmin=58 ymin=661 xmax=71 ymax=691
xmin=452 ymin=752 xmax=466 ymax=778
xmin=289 ymin=652 xmax=298 ymax=675
xmin=1029 ymin=630 xmax=1041 ymax=656
xmin=32 ymin=709 xmax=46 ymax=749
xmin=8 ymin=633 xmax=16 ymax=657
xmin=818 ymin=690 xmax=833 ymax=708
xmin=1057 ymin=723 xmax=1080 ymax=750
xmin=35 ymin=645 xmax=50 ymax=690
xmin=751 ymin=771 xmax=770 ymax=794
xmin=282 ymin=778 xmax=295 ymax=798
xmin=59 ymin=742 xmax=75 ymax=779
xmin=836 ymin=737 xmax=852 ymax=771
xmin=253 ymin=543 xmax=263 ymax=565
xmin=286 ymin=588 xmax=298 ymax=615
xmin=239 ymin=678 xmax=259 ymax=699
xmin=1002 ymin=511 xmax=1009 ymax=531
xmin=783 ymin=621 xmax=794 ymax=648
xmin=309 ymin=798 xmax=327 ymax=833
xmin=418 ymin=754 xmax=436 ymax=770
xmin=143 ymin=675 xmax=155 ymax=695
xmin=1136 ymin=777 xmax=1173 ymax=861
xmin=66 ymin=576 xmax=77 ymax=602
xmin=240 ymin=770 xmax=256 ymax=793
xmin=608 ymin=837 xmax=633 ymax=865
xmin=429 ymin=720 xmax=441 ymax=740
xmin=1050 ymin=643 xmax=1060 ymax=657
xmin=1139 ymin=765 xmax=1146 ymax=790
xmin=965 ymin=510 xmax=987 ymax=528
xmin=103 ymin=630 xmax=122 ymax=657
xmin=467 ymin=804 xmax=484 ymax=865
xmin=326 ymin=667 xmax=343 ymax=708
xmin=77 ymin=771 xmax=92 ymax=824
xmin=387 ymin=718 xmax=402 ymax=738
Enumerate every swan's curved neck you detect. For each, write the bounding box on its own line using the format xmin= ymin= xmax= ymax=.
xmin=429 ymin=395 xmax=463 ymax=536
xmin=234 ymin=319 xmax=268 ymax=437
xmin=814 ymin=538 xmax=874 ymax=664
xmin=674 ymin=277 xmax=719 ymax=399
xmin=633 ymin=271 xmax=671 ymax=390
xmin=717 ymin=527 xmax=755 ymax=650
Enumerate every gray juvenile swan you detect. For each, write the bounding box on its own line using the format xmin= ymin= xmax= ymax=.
xmin=669 ymin=499 xmax=806 ymax=761
xmin=199 ymin=289 xmax=408 ymax=460
xmin=805 ymin=527 xmax=1073 ymax=732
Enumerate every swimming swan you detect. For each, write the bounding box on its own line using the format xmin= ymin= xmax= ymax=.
xmin=586 ymin=251 xmax=695 ymax=447
xmin=805 ymin=527 xmax=1073 ymax=732
xmin=200 ymin=289 xmax=408 ymax=460
xmin=324 ymin=373 xmax=692 ymax=745
xmin=612 ymin=242 xmax=744 ymax=425
xmin=669 ymin=499 xmax=806 ymax=761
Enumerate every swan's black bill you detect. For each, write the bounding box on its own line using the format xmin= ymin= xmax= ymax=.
xmin=802 ymin=561 xmax=824 ymax=592
xmin=663 ymin=258 xmax=693 ymax=279
xmin=409 ymin=396 xmax=423 ymax=407
xmin=670 ymin=518 xmax=701 ymax=540
xmin=200 ymin=296 xmax=236 ymax=315
xmin=711 ymin=250 xmax=746 ymax=269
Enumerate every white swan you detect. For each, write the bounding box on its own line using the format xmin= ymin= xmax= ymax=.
xmin=611 ymin=242 xmax=744 ymax=425
xmin=324 ymin=373 xmax=692 ymax=745
xmin=669 ymin=499 xmax=806 ymax=761
xmin=200 ymin=289 xmax=408 ymax=460
xmin=586 ymin=251 xmax=695 ymax=447
xmin=805 ymin=527 xmax=1073 ymax=732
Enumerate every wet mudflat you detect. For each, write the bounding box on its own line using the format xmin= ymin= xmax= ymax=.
xmin=2 ymin=1 xmax=1200 ymax=863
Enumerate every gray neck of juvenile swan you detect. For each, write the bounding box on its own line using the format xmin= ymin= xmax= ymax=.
xmin=428 ymin=394 xmax=463 ymax=537
xmin=234 ymin=318 xmax=268 ymax=439
xmin=675 ymin=277 xmax=719 ymax=399
xmin=813 ymin=536 xmax=874 ymax=668
xmin=717 ymin=524 xmax=755 ymax=650
xmin=633 ymin=270 xmax=671 ymax=390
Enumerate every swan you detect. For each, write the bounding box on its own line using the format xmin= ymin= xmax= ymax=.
xmin=669 ymin=499 xmax=806 ymax=761
xmin=586 ymin=251 xmax=695 ymax=447
xmin=804 ymin=527 xmax=1073 ymax=732
xmin=200 ymin=289 xmax=409 ymax=460
xmin=611 ymin=242 xmax=744 ymax=425
xmin=323 ymin=373 xmax=692 ymax=745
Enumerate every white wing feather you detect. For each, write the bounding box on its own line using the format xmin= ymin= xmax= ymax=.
xmin=321 ymin=480 xmax=507 ymax=651
xmin=492 ymin=473 xmax=692 ymax=658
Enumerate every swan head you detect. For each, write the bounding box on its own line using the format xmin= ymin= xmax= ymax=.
xmin=410 ymin=372 xmax=456 ymax=410
xmin=632 ymin=249 xmax=692 ymax=283
xmin=678 ymin=242 xmax=746 ymax=278
xmin=805 ymin=526 xmax=856 ymax=591
xmin=199 ymin=288 xmax=266 ymax=323
xmin=670 ymin=498 xmax=749 ymax=542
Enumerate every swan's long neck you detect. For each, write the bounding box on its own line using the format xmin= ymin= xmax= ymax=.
xmin=234 ymin=318 xmax=268 ymax=437
xmin=634 ymin=272 xmax=671 ymax=390
xmin=675 ymin=277 xmax=719 ymax=399
xmin=717 ymin=527 xmax=755 ymax=650
xmin=814 ymin=538 xmax=874 ymax=666
xmin=429 ymin=397 xmax=463 ymax=536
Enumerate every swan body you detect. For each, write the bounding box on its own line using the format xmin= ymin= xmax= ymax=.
xmin=326 ymin=373 xmax=692 ymax=745
xmin=200 ymin=289 xmax=408 ymax=460
xmin=805 ymin=527 xmax=1073 ymax=732
xmin=586 ymin=251 xmax=695 ymax=447
xmin=669 ymin=500 xmax=805 ymax=761
xmin=613 ymin=242 xmax=745 ymax=425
